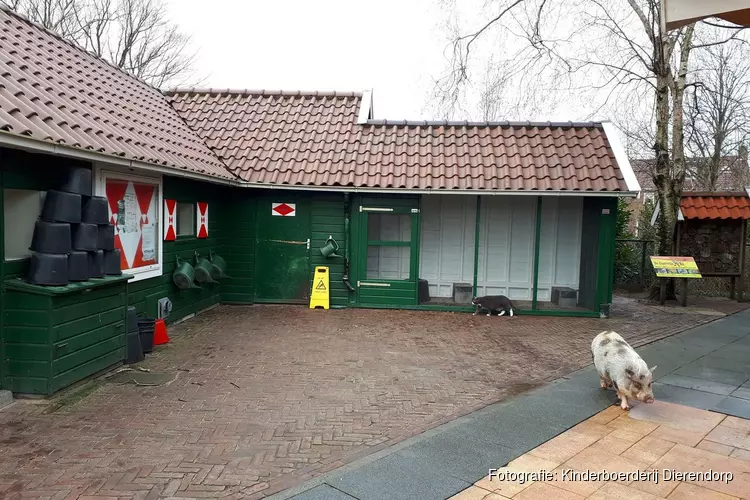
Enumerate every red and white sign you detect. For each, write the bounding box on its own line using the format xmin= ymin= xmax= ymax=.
xmin=272 ymin=202 xmax=296 ymax=216
xmin=164 ymin=199 xmax=177 ymax=241
xmin=105 ymin=178 xmax=158 ymax=271
xmin=197 ymin=202 xmax=209 ymax=238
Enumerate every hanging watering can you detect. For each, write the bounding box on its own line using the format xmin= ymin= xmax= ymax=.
xmin=209 ymin=250 xmax=231 ymax=280
xmin=194 ymin=252 xmax=219 ymax=284
xmin=173 ymin=256 xmax=201 ymax=290
xmin=319 ymin=236 xmax=342 ymax=258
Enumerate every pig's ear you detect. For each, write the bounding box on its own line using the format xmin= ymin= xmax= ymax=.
xmin=650 ymin=365 xmax=657 ymax=373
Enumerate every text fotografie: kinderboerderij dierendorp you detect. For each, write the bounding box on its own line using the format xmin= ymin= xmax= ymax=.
xmin=487 ymin=468 xmax=734 ymax=485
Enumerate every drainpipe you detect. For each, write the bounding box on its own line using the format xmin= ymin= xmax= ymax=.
xmin=342 ymin=193 xmax=356 ymax=292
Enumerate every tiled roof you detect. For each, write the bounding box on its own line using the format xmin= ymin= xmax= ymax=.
xmin=0 ymin=7 xmax=234 ymax=180
xmin=633 ymin=157 xmax=749 ymax=192
xmin=681 ymin=192 xmax=750 ymax=220
xmin=168 ymin=89 xmax=631 ymax=192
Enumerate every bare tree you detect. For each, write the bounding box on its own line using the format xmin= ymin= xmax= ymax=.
xmin=685 ymin=42 xmax=750 ymax=191
xmin=432 ymin=0 xmax=746 ymax=300
xmin=2 ymin=0 xmax=201 ymax=88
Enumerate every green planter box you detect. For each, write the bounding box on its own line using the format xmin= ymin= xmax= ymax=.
xmin=2 ymin=275 xmax=131 ymax=396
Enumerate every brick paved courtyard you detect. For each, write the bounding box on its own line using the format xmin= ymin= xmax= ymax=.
xmin=0 ymin=300 xmax=740 ymax=499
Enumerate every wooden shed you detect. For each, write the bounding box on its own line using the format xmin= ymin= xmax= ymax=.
xmin=674 ymin=192 xmax=750 ymax=299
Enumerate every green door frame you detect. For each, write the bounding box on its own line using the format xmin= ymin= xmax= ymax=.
xmin=355 ymin=203 xmax=421 ymax=307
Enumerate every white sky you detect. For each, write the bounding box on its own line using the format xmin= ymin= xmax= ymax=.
xmin=167 ymin=0 xmax=450 ymax=120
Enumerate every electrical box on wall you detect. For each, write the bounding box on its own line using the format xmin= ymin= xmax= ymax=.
xmin=157 ymin=297 xmax=172 ymax=319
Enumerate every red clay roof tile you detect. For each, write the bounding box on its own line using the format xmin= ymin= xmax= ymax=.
xmin=168 ymin=90 xmax=630 ymax=192
xmin=0 ymin=7 xmax=234 ymax=180
xmin=680 ymin=193 xmax=750 ymax=219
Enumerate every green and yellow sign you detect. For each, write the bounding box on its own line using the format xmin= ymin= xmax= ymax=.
xmin=650 ymin=256 xmax=702 ymax=278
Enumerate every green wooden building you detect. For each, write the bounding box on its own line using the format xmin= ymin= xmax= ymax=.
xmin=0 ymin=6 xmax=640 ymax=396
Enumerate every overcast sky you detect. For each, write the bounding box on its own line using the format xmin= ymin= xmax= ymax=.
xmin=167 ymin=0 xmax=449 ymax=120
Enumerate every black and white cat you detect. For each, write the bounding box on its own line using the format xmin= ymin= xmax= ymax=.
xmin=471 ymin=295 xmax=514 ymax=317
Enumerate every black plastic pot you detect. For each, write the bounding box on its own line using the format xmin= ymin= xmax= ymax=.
xmin=72 ymin=223 xmax=98 ymax=251
xmin=88 ymin=249 xmax=104 ymax=278
xmin=29 ymin=220 xmax=71 ymax=254
xmin=103 ymin=249 xmax=122 ymax=275
xmin=60 ymin=166 xmax=92 ymax=196
xmin=98 ymin=224 xmax=115 ymax=250
xmin=67 ymin=250 xmax=89 ymax=282
xmin=82 ymin=196 xmax=109 ymax=225
xmin=125 ymin=330 xmax=144 ymax=364
xmin=137 ymin=318 xmax=155 ymax=353
xmin=40 ymin=190 xmax=81 ymax=223
xmin=27 ymin=251 xmax=68 ymax=286
xmin=127 ymin=306 xmax=139 ymax=333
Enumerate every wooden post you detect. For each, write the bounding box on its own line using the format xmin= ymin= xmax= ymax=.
xmin=659 ymin=278 xmax=667 ymax=305
xmin=730 ymin=276 xmax=737 ymax=301
xmin=680 ymin=278 xmax=688 ymax=307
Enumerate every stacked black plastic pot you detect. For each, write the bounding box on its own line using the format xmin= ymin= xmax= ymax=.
xmin=27 ymin=166 xmax=122 ymax=286
xmin=125 ymin=306 xmax=145 ymax=364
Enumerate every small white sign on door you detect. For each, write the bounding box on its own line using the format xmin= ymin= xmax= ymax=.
xmin=272 ymin=202 xmax=296 ymax=216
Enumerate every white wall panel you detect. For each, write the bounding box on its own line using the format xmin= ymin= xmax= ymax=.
xmin=419 ymin=195 xmax=476 ymax=297
xmin=419 ymin=195 xmax=583 ymax=302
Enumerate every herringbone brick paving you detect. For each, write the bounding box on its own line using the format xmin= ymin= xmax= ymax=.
xmin=0 ymin=298 xmax=739 ymax=499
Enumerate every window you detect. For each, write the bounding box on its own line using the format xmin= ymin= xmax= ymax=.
xmin=176 ymin=202 xmax=194 ymax=236
xmin=98 ymin=168 xmax=162 ymax=281
xmin=3 ymin=189 xmax=45 ymax=260
xmin=366 ymin=213 xmax=412 ymax=280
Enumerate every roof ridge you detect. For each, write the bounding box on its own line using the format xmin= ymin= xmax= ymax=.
xmin=0 ymin=4 xmax=162 ymax=93
xmin=363 ymin=119 xmax=604 ymax=128
xmin=165 ymin=88 xmax=364 ymax=98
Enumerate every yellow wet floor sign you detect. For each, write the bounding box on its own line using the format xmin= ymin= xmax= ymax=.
xmin=309 ymin=266 xmax=329 ymax=309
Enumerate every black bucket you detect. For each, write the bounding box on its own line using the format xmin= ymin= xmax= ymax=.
xmin=60 ymin=166 xmax=92 ymax=196
xmin=98 ymin=224 xmax=115 ymax=250
xmin=88 ymin=249 xmax=104 ymax=278
xmin=27 ymin=251 xmax=68 ymax=286
xmin=40 ymin=190 xmax=81 ymax=223
xmin=30 ymin=220 xmax=71 ymax=254
xmin=72 ymin=223 xmax=98 ymax=251
xmin=67 ymin=250 xmax=89 ymax=282
xmin=103 ymin=249 xmax=122 ymax=275
xmin=82 ymin=196 xmax=109 ymax=225
xmin=137 ymin=318 xmax=155 ymax=353
xmin=125 ymin=330 xmax=145 ymax=364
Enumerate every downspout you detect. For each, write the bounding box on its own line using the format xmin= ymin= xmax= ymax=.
xmin=342 ymin=193 xmax=355 ymax=292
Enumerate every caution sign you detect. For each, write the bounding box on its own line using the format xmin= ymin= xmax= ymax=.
xmin=309 ymin=266 xmax=330 ymax=309
xmin=650 ymin=256 xmax=702 ymax=278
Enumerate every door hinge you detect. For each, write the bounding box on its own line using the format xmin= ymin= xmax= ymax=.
xmin=306 ymin=238 xmax=310 ymax=250
xmin=411 ymin=208 xmax=420 ymax=213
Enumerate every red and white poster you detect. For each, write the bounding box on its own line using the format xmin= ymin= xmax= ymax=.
xmin=196 ymin=202 xmax=208 ymax=238
xmin=105 ymin=178 xmax=159 ymax=270
xmin=164 ymin=199 xmax=177 ymax=241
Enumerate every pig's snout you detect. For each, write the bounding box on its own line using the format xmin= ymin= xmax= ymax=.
xmin=644 ymin=396 xmax=655 ymax=403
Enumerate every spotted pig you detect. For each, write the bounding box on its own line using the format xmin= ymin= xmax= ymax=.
xmin=591 ymin=330 xmax=656 ymax=410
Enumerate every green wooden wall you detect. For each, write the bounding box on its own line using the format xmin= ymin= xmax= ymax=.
xmin=220 ymin=190 xmax=256 ymax=304
xmin=127 ymin=176 xmax=229 ymax=323
xmin=309 ymin=193 xmax=349 ymax=308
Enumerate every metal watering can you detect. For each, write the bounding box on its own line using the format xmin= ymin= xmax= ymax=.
xmin=209 ymin=250 xmax=231 ymax=280
xmin=319 ymin=236 xmax=343 ymax=258
xmin=173 ymin=256 xmax=201 ymax=290
xmin=194 ymin=251 xmax=219 ymax=284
